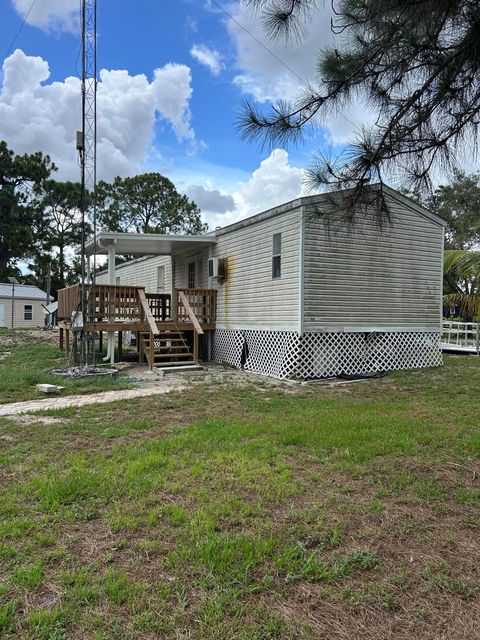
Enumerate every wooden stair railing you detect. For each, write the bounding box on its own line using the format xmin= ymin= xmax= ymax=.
xmin=177 ymin=290 xmax=204 ymax=364
xmin=138 ymin=288 xmax=159 ymax=370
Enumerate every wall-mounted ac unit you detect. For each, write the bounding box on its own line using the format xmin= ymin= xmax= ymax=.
xmin=208 ymin=257 xmax=226 ymax=279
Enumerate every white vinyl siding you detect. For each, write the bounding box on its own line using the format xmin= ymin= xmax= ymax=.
xmin=174 ymin=208 xmax=302 ymax=331
xmin=0 ymin=298 xmax=46 ymax=328
xmin=96 ymin=255 xmax=172 ymax=295
xmin=174 ymin=251 xmax=209 ymax=290
xmin=302 ymin=194 xmax=444 ymax=331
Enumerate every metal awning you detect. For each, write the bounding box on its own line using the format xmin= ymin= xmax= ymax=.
xmin=85 ymin=232 xmax=217 ymax=257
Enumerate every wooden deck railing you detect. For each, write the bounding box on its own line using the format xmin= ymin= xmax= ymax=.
xmin=58 ymin=285 xmax=216 ymax=328
xmin=57 ymin=284 xmax=171 ymax=324
xmin=174 ymin=289 xmax=217 ymax=327
xmin=58 ymin=284 xmax=82 ymax=320
xmin=145 ymin=293 xmax=171 ymax=321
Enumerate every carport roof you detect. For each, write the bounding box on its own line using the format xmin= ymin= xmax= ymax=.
xmin=85 ymin=232 xmax=216 ymax=257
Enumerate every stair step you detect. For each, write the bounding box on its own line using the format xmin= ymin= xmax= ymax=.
xmin=153 ymin=346 xmax=190 ymax=352
xmin=153 ymin=352 xmax=193 ymax=360
xmin=143 ymin=338 xmax=186 ymax=343
xmin=143 ymin=336 xmax=184 ymax=342
xmin=155 ymin=364 xmax=203 ymax=373
xmin=143 ymin=335 xmax=185 ymax=340
xmin=155 ymin=360 xmax=197 ymax=367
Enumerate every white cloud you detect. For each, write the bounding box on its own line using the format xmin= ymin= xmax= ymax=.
xmin=190 ymin=44 xmax=223 ymax=76
xmin=234 ymin=148 xmax=304 ymax=217
xmin=188 ymin=149 xmax=305 ymax=228
xmin=11 ymin=0 xmax=79 ymax=32
xmin=228 ymin=3 xmax=332 ymax=103
xmin=0 ymin=49 xmax=201 ymax=181
xmin=226 ymin=3 xmax=374 ymax=145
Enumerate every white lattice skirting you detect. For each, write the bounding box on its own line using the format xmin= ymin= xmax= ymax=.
xmin=212 ymin=329 xmax=442 ymax=380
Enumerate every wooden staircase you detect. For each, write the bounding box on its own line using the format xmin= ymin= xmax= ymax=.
xmin=139 ymin=329 xmax=203 ymax=372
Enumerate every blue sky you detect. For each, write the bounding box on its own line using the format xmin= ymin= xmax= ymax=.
xmin=0 ymin=0 xmax=356 ymax=226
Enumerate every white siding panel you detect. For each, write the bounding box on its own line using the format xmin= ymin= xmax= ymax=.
xmin=96 ymin=256 xmax=172 ymax=294
xmin=174 ymin=208 xmax=302 ymax=330
xmin=0 ymin=298 xmax=47 ymax=328
xmin=303 ymin=197 xmax=444 ymax=331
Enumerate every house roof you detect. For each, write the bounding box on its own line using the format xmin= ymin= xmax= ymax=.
xmin=213 ymin=184 xmax=446 ymax=237
xmin=85 ymin=232 xmax=216 ymax=258
xmin=0 ymin=283 xmax=51 ymax=300
xmin=85 ymin=185 xmax=445 ymax=261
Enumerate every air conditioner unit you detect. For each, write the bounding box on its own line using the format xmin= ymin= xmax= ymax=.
xmin=208 ymin=257 xmax=226 ymax=279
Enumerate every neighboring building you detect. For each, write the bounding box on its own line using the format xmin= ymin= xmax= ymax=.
xmin=82 ymin=185 xmax=445 ymax=380
xmin=0 ymin=284 xmax=52 ymax=329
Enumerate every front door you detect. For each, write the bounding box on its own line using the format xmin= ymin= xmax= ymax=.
xmin=0 ymin=303 xmax=5 ymax=327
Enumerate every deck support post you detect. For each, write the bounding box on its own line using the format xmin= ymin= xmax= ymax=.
xmin=193 ymin=330 xmax=199 ymax=364
xmin=98 ymin=330 xmax=103 ymax=353
xmin=59 ymin=327 xmax=64 ymax=351
xmin=118 ymin=331 xmax=123 ymax=361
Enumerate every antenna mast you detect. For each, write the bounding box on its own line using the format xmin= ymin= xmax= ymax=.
xmin=78 ymin=0 xmax=97 ymax=367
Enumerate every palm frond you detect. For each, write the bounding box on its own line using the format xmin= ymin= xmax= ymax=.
xmin=444 ymin=249 xmax=480 ymax=279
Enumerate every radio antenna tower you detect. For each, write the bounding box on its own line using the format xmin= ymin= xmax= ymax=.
xmin=77 ymin=0 xmax=97 ymax=368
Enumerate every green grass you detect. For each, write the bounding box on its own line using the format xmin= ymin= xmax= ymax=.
xmin=1 ymin=345 xmax=480 ymax=638
xmin=0 ymin=329 xmax=132 ymax=403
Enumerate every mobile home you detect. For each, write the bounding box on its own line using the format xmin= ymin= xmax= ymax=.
xmin=59 ymin=185 xmax=445 ymax=379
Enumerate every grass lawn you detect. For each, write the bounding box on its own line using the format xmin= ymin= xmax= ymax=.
xmin=0 ymin=346 xmax=479 ymax=638
xmin=0 ymin=329 xmax=133 ymax=404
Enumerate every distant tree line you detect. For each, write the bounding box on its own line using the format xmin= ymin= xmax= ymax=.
xmin=0 ymin=141 xmax=206 ymax=297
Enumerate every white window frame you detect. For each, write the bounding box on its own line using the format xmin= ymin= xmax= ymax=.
xmin=157 ymin=265 xmax=165 ymax=293
xmin=272 ymin=233 xmax=282 ymax=279
xmin=24 ymin=304 xmax=33 ymax=321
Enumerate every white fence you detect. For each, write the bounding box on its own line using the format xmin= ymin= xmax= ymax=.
xmin=442 ymin=321 xmax=480 ymax=354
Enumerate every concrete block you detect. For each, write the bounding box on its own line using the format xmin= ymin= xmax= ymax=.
xmin=36 ymin=384 xmax=65 ymax=394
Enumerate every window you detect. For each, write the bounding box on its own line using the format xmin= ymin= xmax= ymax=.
xmin=115 ymin=276 xmax=121 ymax=286
xmin=272 ymin=233 xmax=282 ymax=279
xmin=157 ymin=266 xmax=165 ymax=293
xmin=24 ymin=304 xmax=33 ymax=321
xmin=188 ymin=261 xmax=196 ymax=289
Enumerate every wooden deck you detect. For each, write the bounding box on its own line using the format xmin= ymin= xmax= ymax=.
xmin=57 ymin=284 xmax=217 ymax=369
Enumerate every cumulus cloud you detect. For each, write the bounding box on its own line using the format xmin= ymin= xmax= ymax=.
xmin=11 ymin=0 xmax=79 ymax=32
xmin=234 ymin=149 xmax=304 ymax=217
xmin=187 ymin=185 xmax=234 ymax=213
xmin=190 ymin=44 xmax=223 ymax=76
xmin=0 ymin=49 xmax=201 ymax=181
xmin=193 ymin=149 xmax=305 ymax=228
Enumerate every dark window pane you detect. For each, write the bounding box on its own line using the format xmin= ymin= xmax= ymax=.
xmin=272 ymin=255 xmax=281 ymax=279
xmin=24 ymin=305 xmax=33 ymax=320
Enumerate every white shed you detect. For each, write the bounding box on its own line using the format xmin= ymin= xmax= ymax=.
xmin=0 ymin=283 xmax=52 ymax=329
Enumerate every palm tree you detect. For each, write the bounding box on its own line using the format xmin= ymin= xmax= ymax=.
xmin=444 ymin=250 xmax=480 ymax=321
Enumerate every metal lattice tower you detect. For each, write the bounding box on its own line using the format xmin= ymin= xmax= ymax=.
xmin=78 ymin=0 xmax=97 ymax=367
